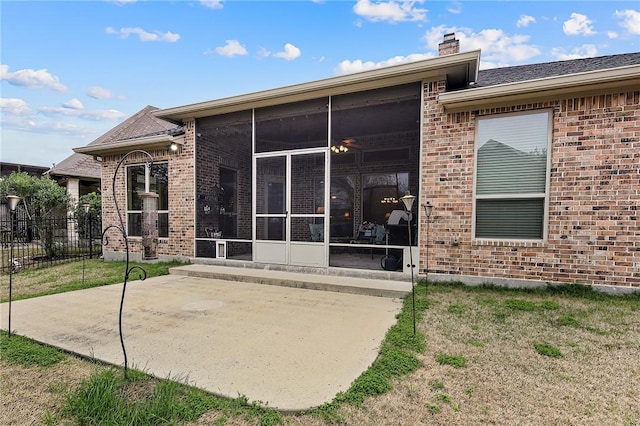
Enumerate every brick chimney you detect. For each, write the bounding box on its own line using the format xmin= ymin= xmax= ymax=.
xmin=438 ymin=32 xmax=459 ymax=56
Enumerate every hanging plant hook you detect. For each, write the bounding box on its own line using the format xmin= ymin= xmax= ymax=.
xmin=101 ymin=150 xmax=153 ymax=380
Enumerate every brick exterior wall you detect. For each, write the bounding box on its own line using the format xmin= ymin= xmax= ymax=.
xmin=98 ymin=77 xmax=638 ymax=290
xmin=421 ymin=81 xmax=639 ymax=288
xmin=101 ymin=120 xmax=196 ymax=259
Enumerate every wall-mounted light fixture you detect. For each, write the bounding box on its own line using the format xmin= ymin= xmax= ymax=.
xmin=166 ymin=142 xmax=179 ymax=152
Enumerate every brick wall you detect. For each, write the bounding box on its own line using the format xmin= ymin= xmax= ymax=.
xmin=101 ymin=121 xmax=196 ymax=259
xmin=422 ymin=81 xmax=639 ymax=288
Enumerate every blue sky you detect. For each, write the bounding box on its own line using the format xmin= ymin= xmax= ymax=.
xmin=1 ymin=0 xmax=638 ymax=168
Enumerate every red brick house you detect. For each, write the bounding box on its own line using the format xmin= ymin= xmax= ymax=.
xmin=75 ymin=37 xmax=640 ymax=293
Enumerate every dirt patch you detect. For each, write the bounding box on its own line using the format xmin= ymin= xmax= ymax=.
xmin=0 ymin=357 xmax=98 ymax=425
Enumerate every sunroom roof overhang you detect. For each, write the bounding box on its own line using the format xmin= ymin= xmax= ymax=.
xmin=439 ymin=64 xmax=640 ymax=113
xmin=73 ymin=133 xmax=184 ymax=157
xmin=154 ymin=50 xmax=481 ymax=124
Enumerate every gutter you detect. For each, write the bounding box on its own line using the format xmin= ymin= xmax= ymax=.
xmin=154 ymin=50 xmax=481 ymax=123
xmin=73 ymin=134 xmax=184 ymax=157
xmin=439 ymin=64 xmax=640 ymax=112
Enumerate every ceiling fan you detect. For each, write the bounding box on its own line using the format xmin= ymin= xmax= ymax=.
xmin=331 ymin=137 xmax=361 ymax=153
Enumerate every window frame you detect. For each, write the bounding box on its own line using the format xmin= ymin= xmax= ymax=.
xmin=126 ymin=162 xmax=169 ymax=239
xmin=472 ymin=109 xmax=553 ymax=242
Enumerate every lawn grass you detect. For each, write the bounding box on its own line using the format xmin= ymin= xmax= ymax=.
xmin=1 ymin=266 xmax=639 ymax=425
xmin=0 ymin=258 xmax=184 ymax=302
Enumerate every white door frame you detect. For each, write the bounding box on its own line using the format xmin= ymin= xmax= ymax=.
xmin=253 ymin=148 xmax=329 ymax=266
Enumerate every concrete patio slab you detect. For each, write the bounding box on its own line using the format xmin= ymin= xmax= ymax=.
xmin=0 ymin=274 xmax=403 ymax=410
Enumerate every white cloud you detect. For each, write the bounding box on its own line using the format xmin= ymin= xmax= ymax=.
xmin=0 ymin=64 xmax=67 ymax=92
xmin=273 ymin=43 xmax=301 ymax=61
xmin=106 ymin=26 xmax=180 ymax=42
xmin=563 ymin=13 xmax=595 ymax=36
xmin=257 ymin=47 xmax=271 ymax=58
xmin=517 ymin=15 xmax=536 ymax=28
xmin=423 ymin=26 xmax=541 ymax=68
xmin=107 ymin=0 xmax=137 ymax=5
xmin=87 ymin=86 xmax=116 ymax=99
xmin=63 ymin=98 xmax=84 ymax=110
xmin=615 ymin=9 xmax=640 ymax=35
xmin=200 ymin=0 xmax=223 ymax=9
xmin=0 ymin=98 xmax=31 ymax=115
xmin=38 ymin=106 xmax=125 ymax=121
xmin=608 ymin=31 xmax=619 ymax=39
xmin=353 ymin=0 xmax=427 ymax=23
xmin=210 ymin=40 xmax=248 ymax=57
xmin=551 ymin=44 xmax=598 ymax=60
xmin=335 ymin=52 xmax=435 ymax=75
xmin=447 ymin=2 xmax=462 ymax=14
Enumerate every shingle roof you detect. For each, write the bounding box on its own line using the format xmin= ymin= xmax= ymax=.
xmin=47 ymin=153 xmax=101 ymax=180
xmin=476 ymin=52 xmax=640 ymax=87
xmin=87 ymin=105 xmax=182 ymax=148
xmin=60 ymin=106 xmax=184 ymax=178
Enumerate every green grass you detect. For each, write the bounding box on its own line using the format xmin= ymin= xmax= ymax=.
xmin=6 ymin=272 xmax=639 ymax=425
xmin=434 ymin=392 xmax=453 ymax=404
xmin=0 ymin=331 xmax=65 ymax=367
xmin=309 ymin=293 xmax=431 ymax=422
xmin=436 ymin=353 xmax=467 ymax=368
xmin=61 ymin=368 xmax=284 ymax=426
xmin=534 ymin=342 xmax=563 ymax=358
xmin=429 ymin=379 xmax=445 ymax=390
xmin=1 ymin=259 xmax=185 ymax=302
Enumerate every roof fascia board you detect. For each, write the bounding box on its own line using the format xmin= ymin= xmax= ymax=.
xmin=155 ymin=50 xmax=481 ymax=123
xmin=439 ymin=65 xmax=640 ymax=112
xmin=73 ymin=134 xmax=181 ymax=156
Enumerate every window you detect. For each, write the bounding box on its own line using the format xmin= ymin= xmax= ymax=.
xmin=474 ymin=111 xmax=551 ymax=240
xmin=126 ymin=163 xmax=169 ymax=238
xmin=362 ymin=173 xmax=409 ymax=225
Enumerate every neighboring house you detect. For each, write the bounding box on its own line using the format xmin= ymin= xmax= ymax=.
xmin=0 ymin=162 xmax=50 ymax=221
xmin=0 ymin=162 xmax=49 ymax=178
xmin=47 ymin=153 xmax=101 ymax=203
xmin=75 ymin=35 xmax=640 ymax=292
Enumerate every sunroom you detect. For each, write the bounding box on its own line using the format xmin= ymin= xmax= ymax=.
xmin=155 ymin=51 xmax=479 ymax=273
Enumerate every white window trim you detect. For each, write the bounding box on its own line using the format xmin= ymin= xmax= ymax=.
xmin=125 ymin=162 xmax=169 ymax=238
xmin=471 ymin=109 xmax=553 ymax=243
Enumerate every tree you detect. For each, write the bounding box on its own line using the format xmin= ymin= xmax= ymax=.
xmin=0 ymin=172 xmax=70 ymax=258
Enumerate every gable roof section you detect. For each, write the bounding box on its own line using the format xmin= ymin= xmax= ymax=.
xmin=475 ymin=52 xmax=640 ymax=87
xmin=74 ymin=105 xmax=184 ymax=156
xmin=440 ymin=52 xmax=640 ymax=112
xmin=47 ymin=153 xmax=101 ymax=180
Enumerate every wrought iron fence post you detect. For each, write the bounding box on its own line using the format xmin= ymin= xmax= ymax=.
xmin=88 ymin=212 xmax=93 ymax=259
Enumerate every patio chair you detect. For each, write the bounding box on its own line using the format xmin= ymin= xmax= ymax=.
xmin=309 ymin=223 xmax=324 ymax=242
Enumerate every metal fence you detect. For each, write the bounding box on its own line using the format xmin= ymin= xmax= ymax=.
xmin=1 ymin=211 xmax=102 ymax=273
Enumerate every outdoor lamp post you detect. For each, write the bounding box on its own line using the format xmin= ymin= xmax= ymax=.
xmin=81 ymin=201 xmax=91 ymax=286
xmin=6 ymin=194 xmax=21 ymax=338
xmin=422 ymin=202 xmax=433 ymax=295
xmin=400 ymin=193 xmax=416 ymax=335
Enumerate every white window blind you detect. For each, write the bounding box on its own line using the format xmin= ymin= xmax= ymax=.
xmin=475 ymin=111 xmax=550 ymax=240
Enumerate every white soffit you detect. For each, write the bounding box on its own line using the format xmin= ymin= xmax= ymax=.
xmin=439 ymin=64 xmax=640 ymax=112
xmin=74 ymin=134 xmax=183 ymax=156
